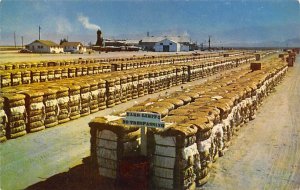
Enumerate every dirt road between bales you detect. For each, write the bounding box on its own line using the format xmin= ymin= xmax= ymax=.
xmin=204 ymin=56 xmax=300 ymax=190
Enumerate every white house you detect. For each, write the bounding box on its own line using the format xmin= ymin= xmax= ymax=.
xmin=25 ymin=40 xmax=63 ymax=53
xmin=154 ymin=38 xmax=190 ymax=52
xmin=61 ymin=42 xmax=86 ymax=53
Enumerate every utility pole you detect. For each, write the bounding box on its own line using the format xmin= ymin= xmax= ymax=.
xmin=21 ymin=36 xmax=24 ymax=48
xmin=39 ymin=25 xmax=41 ymax=40
xmin=14 ymin=32 xmax=16 ymax=48
xmin=208 ymin=35 xmax=211 ymax=50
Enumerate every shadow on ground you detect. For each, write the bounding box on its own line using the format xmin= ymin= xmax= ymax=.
xmin=25 ymin=157 xmax=140 ymax=190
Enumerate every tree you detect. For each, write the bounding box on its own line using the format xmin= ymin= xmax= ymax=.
xmin=60 ymin=38 xmax=68 ymax=45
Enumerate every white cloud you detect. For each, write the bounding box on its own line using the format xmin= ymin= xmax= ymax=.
xmin=77 ymin=14 xmax=100 ymax=31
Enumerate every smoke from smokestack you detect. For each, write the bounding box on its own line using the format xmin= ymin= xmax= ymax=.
xmin=78 ymin=14 xmax=101 ymax=31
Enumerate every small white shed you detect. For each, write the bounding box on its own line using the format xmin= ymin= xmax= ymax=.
xmin=61 ymin=42 xmax=86 ymax=53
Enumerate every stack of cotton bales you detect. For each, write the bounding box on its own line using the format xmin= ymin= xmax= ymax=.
xmin=120 ymin=76 xmax=128 ymax=103
xmin=148 ymin=72 xmax=156 ymax=94
xmin=68 ymin=84 xmax=81 ymax=120
xmin=132 ymin=74 xmax=139 ymax=99
xmin=126 ymin=75 xmax=133 ymax=101
xmin=40 ymin=69 xmax=48 ymax=82
xmin=89 ymin=80 xmax=100 ymax=113
xmin=54 ymin=68 xmax=62 ymax=80
xmin=55 ymin=86 xmax=70 ymax=124
xmin=76 ymin=66 xmax=82 ymax=77
xmin=21 ymin=90 xmax=45 ymax=133
xmin=152 ymin=124 xmax=199 ymax=190
xmin=89 ymin=116 xmax=140 ymax=179
xmin=68 ymin=67 xmax=76 ymax=78
xmin=0 ymin=97 xmax=7 ymax=142
xmin=2 ymin=93 xmax=27 ymax=138
xmin=21 ymin=70 xmax=31 ymax=84
xmin=31 ymin=70 xmax=40 ymax=83
xmin=43 ymin=88 xmax=59 ymax=128
xmin=98 ymin=79 xmax=107 ymax=110
xmin=0 ymin=72 xmax=11 ymax=88
xmin=114 ymin=77 xmax=121 ymax=105
xmin=137 ymin=73 xmax=145 ymax=97
xmin=61 ymin=67 xmax=68 ymax=79
xmin=11 ymin=71 xmax=22 ymax=86
xmin=106 ymin=78 xmax=116 ymax=108
xmin=79 ymin=83 xmax=91 ymax=117
xmin=47 ymin=69 xmax=55 ymax=81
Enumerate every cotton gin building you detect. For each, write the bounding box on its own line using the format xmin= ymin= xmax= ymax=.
xmin=154 ymin=38 xmax=189 ymax=52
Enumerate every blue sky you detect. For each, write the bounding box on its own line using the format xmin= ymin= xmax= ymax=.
xmin=0 ymin=0 xmax=300 ymax=46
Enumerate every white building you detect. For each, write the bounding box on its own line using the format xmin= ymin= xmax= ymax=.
xmin=25 ymin=40 xmax=63 ymax=53
xmin=61 ymin=42 xmax=86 ymax=53
xmin=154 ymin=38 xmax=189 ymax=52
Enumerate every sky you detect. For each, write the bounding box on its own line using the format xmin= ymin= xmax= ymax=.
xmin=0 ymin=0 xmax=300 ymax=47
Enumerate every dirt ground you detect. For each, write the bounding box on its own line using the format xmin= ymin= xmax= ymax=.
xmin=203 ymin=56 xmax=300 ymax=190
xmin=0 ymin=50 xmax=196 ymax=63
xmin=1 ymin=55 xmax=299 ymax=190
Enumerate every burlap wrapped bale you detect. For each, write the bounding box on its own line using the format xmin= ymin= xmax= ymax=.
xmin=132 ymin=74 xmax=139 ymax=99
xmin=42 ymin=88 xmax=59 ymax=128
xmin=48 ymin=69 xmax=55 ymax=81
xmin=2 ymin=93 xmax=27 ymax=139
xmin=53 ymin=68 xmax=62 ymax=80
xmin=106 ymin=78 xmax=116 ymax=108
xmin=1 ymin=72 xmax=11 ymax=88
xmin=51 ymin=86 xmax=70 ymax=124
xmin=114 ymin=77 xmax=121 ymax=105
xmin=21 ymin=70 xmax=31 ymax=84
xmin=98 ymin=79 xmax=107 ymax=110
xmin=19 ymin=90 xmax=45 ymax=133
xmin=120 ymin=76 xmax=128 ymax=103
xmin=137 ymin=73 xmax=145 ymax=97
xmin=31 ymin=70 xmax=40 ymax=83
xmin=61 ymin=67 xmax=68 ymax=79
xmin=68 ymin=84 xmax=81 ymax=120
xmin=89 ymin=116 xmax=140 ymax=179
xmin=152 ymin=124 xmax=199 ymax=190
xmin=163 ymin=98 xmax=185 ymax=108
xmin=0 ymin=97 xmax=8 ymax=142
xmin=39 ymin=69 xmax=47 ymax=82
xmin=143 ymin=73 xmax=150 ymax=95
xmin=11 ymin=71 xmax=22 ymax=86
xmin=78 ymin=83 xmax=91 ymax=117
xmin=88 ymin=80 xmax=100 ymax=113
xmin=187 ymin=118 xmax=213 ymax=186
